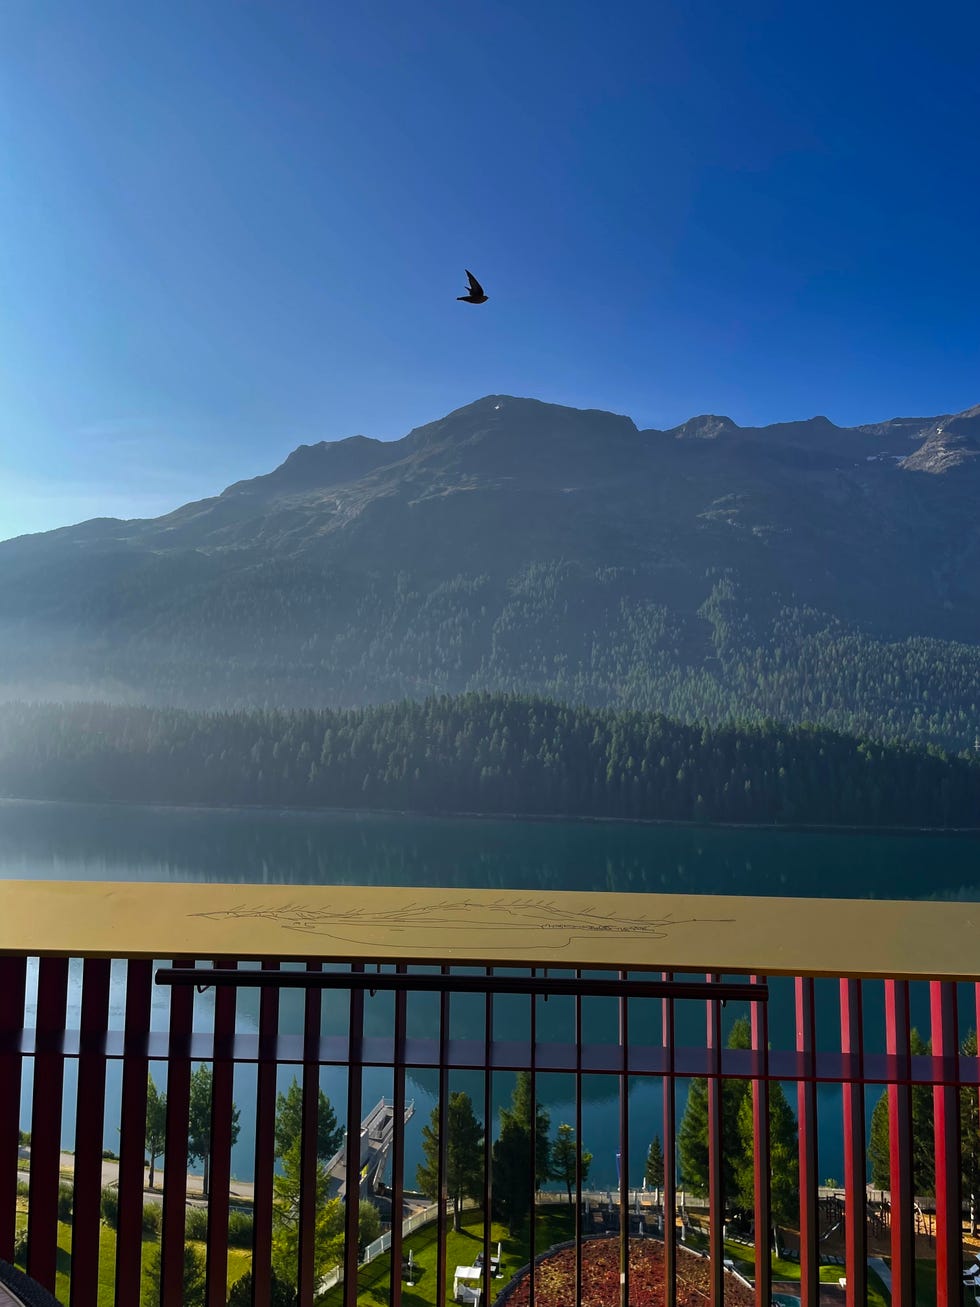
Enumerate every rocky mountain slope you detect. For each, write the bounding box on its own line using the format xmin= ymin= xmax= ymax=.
xmin=2 ymin=395 xmax=979 ymax=745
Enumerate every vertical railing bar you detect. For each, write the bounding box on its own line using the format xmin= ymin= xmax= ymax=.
xmin=435 ymin=967 xmax=450 ymax=1307
xmin=750 ymin=974 xmax=771 ymax=1307
xmin=389 ymin=963 xmax=408 ymax=1307
xmin=250 ymin=960 xmax=280 ymax=1307
xmin=795 ymin=977 xmax=819 ymax=1307
xmin=618 ymin=970 xmax=629 ymax=1307
xmin=113 ymin=958 xmax=153 ymax=1306
xmin=0 ymin=957 xmax=27 ymax=1262
xmin=161 ymin=957 xmax=194 ymax=1307
xmin=482 ymin=967 xmax=493 ymax=1307
xmin=931 ymin=979 xmax=962 ymax=1306
xmin=298 ymin=960 xmax=323 ymax=1307
xmin=27 ymin=956 xmax=69 ymax=1292
xmin=70 ymin=958 xmax=111 ymax=1307
xmin=662 ymin=969 xmax=676 ymax=1307
xmin=706 ymin=972 xmax=723 ymax=1307
xmin=342 ymin=962 xmax=365 ymax=1307
xmin=840 ymin=978 xmax=867 ymax=1307
xmin=529 ymin=970 xmax=537 ymax=1307
xmin=205 ymin=958 xmax=237 ymax=1307
xmin=575 ymin=969 xmax=583 ymax=1307
xmin=885 ymin=979 xmax=914 ymax=1307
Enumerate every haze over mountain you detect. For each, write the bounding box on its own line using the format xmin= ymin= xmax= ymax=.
xmin=2 ymin=395 xmax=979 ymax=748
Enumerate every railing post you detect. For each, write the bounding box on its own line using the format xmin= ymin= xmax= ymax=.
xmin=885 ymin=979 xmax=914 ymax=1307
xmin=114 ymin=958 xmax=153 ymax=1306
xmin=205 ymin=958 xmax=238 ymax=1307
xmin=0 ymin=957 xmax=27 ymax=1262
xmin=27 ymin=956 xmax=69 ymax=1292
xmin=840 ymin=978 xmax=867 ymax=1307
xmin=618 ymin=971 xmax=629 ymax=1307
xmin=706 ymin=973 xmax=724 ymax=1307
xmin=251 ymin=960 xmax=280 ymax=1307
xmin=931 ymin=980 xmax=962 ymax=1307
xmin=389 ymin=964 xmax=408 ymax=1307
xmin=795 ymin=976 xmax=819 ymax=1307
xmin=70 ymin=958 xmax=111 ymax=1307
xmin=662 ymin=970 xmax=677 ymax=1307
xmin=342 ymin=964 xmax=365 ymax=1307
xmin=299 ymin=961 xmax=323 ymax=1307
xmin=161 ymin=957 xmax=194 ymax=1307
xmin=750 ymin=975 xmax=771 ymax=1307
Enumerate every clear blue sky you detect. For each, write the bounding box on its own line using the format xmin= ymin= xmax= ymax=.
xmin=1 ymin=0 xmax=978 ymax=539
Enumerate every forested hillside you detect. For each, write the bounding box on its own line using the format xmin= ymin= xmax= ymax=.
xmin=2 ymin=395 xmax=980 ymax=747
xmin=1 ymin=695 xmax=976 ymax=828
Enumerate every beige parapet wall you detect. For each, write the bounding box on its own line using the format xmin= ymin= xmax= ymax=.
xmin=0 ymin=879 xmax=976 ymax=979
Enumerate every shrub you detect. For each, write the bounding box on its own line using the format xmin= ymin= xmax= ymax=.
xmin=102 ymin=1149 xmax=118 ymax=1161
xmin=227 ymin=1210 xmax=254 ymax=1248
xmin=16 ymin=1180 xmax=29 ymax=1199
xmin=58 ymin=1182 xmax=74 ymax=1223
xmin=13 ymin=1228 xmax=28 ymax=1266
xmin=227 ymin=1271 xmax=296 ymax=1307
xmin=142 ymin=1203 xmax=162 ymax=1236
xmin=144 ymin=1241 xmax=206 ymax=1307
xmin=185 ymin=1206 xmax=209 ymax=1240
xmin=100 ymin=1185 xmax=119 ymax=1229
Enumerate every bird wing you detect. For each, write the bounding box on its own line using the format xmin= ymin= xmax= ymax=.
xmin=464 ymin=269 xmax=485 ymax=297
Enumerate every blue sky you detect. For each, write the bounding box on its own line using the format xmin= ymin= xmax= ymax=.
xmin=1 ymin=0 xmax=978 ymax=540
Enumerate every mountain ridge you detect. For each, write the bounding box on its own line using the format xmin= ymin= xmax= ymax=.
xmin=2 ymin=393 xmax=980 ymax=747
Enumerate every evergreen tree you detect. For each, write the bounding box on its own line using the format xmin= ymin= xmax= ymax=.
xmin=143 ymin=1242 xmax=206 ymax=1307
xmin=677 ymin=1017 xmax=753 ymax=1206
xmin=145 ymin=1073 xmax=167 ymax=1190
xmin=187 ymin=1064 xmax=241 ymax=1198
xmin=491 ymin=1117 xmax=532 ymax=1235
xmin=550 ymin=1123 xmax=593 ymax=1204
xmin=274 ymin=1077 xmax=343 ymax=1163
xmin=271 ymin=1140 xmax=344 ymax=1286
xmin=500 ymin=1072 xmax=551 ymax=1188
xmin=416 ymin=1092 xmax=485 ymax=1232
xmin=644 ymin=1135 xmax=665 ymax=1192
xmin=868 ymin=1092 xmax=890 ymax=1189
xmin=961 ymin=1031 xmax=980 ymax=1235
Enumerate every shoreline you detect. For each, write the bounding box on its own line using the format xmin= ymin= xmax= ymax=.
xmin=2 ymin=792 xmax=980 ymax=839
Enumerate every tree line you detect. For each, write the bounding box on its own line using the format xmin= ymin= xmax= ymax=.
xmin=2 ymin=693 xmax=979 ymax=828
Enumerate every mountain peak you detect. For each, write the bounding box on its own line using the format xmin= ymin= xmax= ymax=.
xmin=665 ymin=414 xmax=738 ymax=440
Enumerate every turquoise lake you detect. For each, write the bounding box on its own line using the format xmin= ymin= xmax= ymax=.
xmin=3 ymin=798 xmax=978 ymax=1191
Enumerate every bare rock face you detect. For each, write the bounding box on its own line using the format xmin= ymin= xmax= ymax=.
xmin=901 ymin=405 xmax=980 ymax=474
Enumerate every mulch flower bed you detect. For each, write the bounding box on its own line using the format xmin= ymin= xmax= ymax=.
xmin=503 ymin=1237 xmax=755 ymax=1307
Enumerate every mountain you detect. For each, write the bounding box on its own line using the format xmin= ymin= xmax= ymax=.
xmin=2 ymin=394 xmax=980 ymax=747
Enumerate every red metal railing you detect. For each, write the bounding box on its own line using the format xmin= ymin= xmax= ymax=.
xmin=1 ymin=955 xmax=979 ymax=1306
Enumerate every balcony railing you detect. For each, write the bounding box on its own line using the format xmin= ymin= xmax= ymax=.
xmin=0 ymin=879 xmax=979 ymax=1307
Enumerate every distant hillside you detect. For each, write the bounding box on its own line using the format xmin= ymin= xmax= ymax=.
xmin=2 ymin=395 xmax=980 ymax=746
xmin=1 ymin=696 xmax=976 ymax=829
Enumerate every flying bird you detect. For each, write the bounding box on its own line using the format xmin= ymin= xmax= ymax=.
xmin=457 ymin=269 xmax=488 ymax=304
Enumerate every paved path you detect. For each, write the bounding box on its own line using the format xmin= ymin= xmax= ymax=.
xmin=18 ymin=1150 xmax=255 ymax=1206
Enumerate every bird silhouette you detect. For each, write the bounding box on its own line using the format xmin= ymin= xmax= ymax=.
xmin=457 ymin=269 xmax=488 ymax=304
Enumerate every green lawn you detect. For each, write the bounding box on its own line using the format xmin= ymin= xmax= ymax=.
xmin=14 ymin=1212 xmax=250 ymax=1306
xmin=324 ymin=1207 xmax=577 ymax=1307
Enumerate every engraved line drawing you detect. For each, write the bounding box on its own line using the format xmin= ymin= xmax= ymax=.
xmin=191 ymin=898 xmax=736 ymax=952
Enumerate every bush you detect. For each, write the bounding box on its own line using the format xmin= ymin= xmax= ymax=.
xmin=142 ymin=1203 xmax=162 ymax=1236
xmin=100 ymin=1185 xmax=119 ymax=1229
xmin=185 ymin=1206 xmax=209 ymax=1240
xmin=227 ymin=1271 xmax=296 ymax=1307
xmin=144 ymin=1241 xmax=206 ymax=1307
xmin=16 ymin=1180 xmax=29 ymax=1199
xmin=58 ymin=1182 xmax=74 ymax=1223
xmin=18 ymin=1131 xmax=30 ymax=1149
xmin=227 ymin=1210 xmax=254 ymax=1248
xmin=13 ymin=1228 xmax=28 ymax=1266
xmin=102 ymin=1149 xmax=118 ymax=1161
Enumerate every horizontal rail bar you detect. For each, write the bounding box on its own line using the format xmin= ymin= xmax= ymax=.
xmin=156 ymin=968 xmax=769 ymax=1002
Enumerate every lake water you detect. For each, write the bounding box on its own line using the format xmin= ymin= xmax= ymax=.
xmin=4 ymin=799 xmax=979 ymax=1192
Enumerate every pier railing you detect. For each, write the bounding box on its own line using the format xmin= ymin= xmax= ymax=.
xmin=1 ymin=880 xmax=979 ymax=1307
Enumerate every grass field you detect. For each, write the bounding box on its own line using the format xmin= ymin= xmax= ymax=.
xmin=323 ymin=1207 xmax=578 ymax=1307
xmin=14 ymin=1211 xmax=251 ymax=1306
